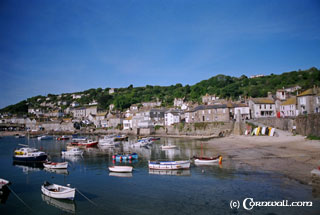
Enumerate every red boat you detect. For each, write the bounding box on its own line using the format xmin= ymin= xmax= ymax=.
xmin=70 ymin=140 xmax=98 ymax=148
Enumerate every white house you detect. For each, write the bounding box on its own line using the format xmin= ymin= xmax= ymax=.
xmin=276 ymin=89 xmax=289 ymax=101
xmin=123 ymin=116 xmax=133 ymax=130
xmin=280 ymin=97 xmax=297 ymax=117
xmin=109 ymin=88 xmax=115 ymax=94
xmin=233 ymin=104 xmax=251 ymax=120
xmin=165 ymin=110 xmax=182 ymax=126
xmin=72 ymin=94 xmax=82 ymax=99
xmin=249 ymin=98 xmax=276 ymax=118
xmin=71 ymin=107 xmax=86 ymax=119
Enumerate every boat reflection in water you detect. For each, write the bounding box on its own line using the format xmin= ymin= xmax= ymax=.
xmin=62 ymin=155 xmax=83 ymax=163
xmin=149 ymin=169 xmax=191 ymax=176
xmin=44 ymin=168 xmax=69 ymax=175
xmin=12 ymin=161 xmax=44 ymax=174
xmin=41 ymin=194 xmax=76 ymax=214
xmin=109 ymin=172 xmax=133 ymax=178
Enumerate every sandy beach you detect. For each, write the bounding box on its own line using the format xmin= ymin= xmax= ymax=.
xmin=206 ymin=130 xmax=320 ymax=185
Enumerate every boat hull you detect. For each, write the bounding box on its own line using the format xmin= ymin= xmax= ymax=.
xmin=194 ymin=159 xmax=219 ymax=165
xmin=43 ymin=162 xmax=68 ymax=169
xmin=108 ymin=166 xmax=133 ymax=173
xmin=148 ymin=160 xmax=190 ymax=170
xmin=13 ymin=154 xmax=47 ymax=162
xmin=71 ymin=141 xmax=98 ymax=148
xmin=113 ymin=153 xmax=138 ymax=161
xmin=41 ymin=184 xmax=75 ymax=200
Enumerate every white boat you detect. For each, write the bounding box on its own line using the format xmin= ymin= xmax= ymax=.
xmin=43 ymin=161 xmax=68 ymax=169
xmin=0 ymin=179 xmax=10 ymax=190
xmin=161 ymin=145 xmax=177 ymax=149
xmin=148 ymin=160 xmax=190 ymax=170
xmin=41 ymin=182 xmax=75 ymax=200
xmin=108 ymin=166 xmax=133 ymax=173
xmin=61 ymin=147 xmax=83 ymax=156
xmin=193 ymin=155 xmax=222 ymax=165
xmin=38 ymin=135 xmax=52 ymax=140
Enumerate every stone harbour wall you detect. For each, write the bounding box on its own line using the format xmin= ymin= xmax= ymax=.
xmin=156 ymin=122 xmax=233 ymax=137
xmin=296 ymin=114 xmax=320 ymax=137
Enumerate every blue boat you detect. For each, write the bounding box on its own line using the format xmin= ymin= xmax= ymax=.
xmin=112 ymin=153 xmax=138 ymax=161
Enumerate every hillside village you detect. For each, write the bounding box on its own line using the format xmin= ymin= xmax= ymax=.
xmin=1 ymin=84 xmax=319 ymax=136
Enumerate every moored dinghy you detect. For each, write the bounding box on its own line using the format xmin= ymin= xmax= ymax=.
xmin=108 ymin=166 xmax=133 ymax=173
xmin=148 ymin=160 xmax=190 ymax=170
xmin=43 ymin=161 xmax=68 ymax=169
xmin=193 ymin=155 xmax=222 ymax=165
xmin=41 ymin=181 xmax=76 ymax=200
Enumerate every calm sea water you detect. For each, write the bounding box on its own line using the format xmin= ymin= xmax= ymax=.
xmin=0 ymin=136 xmax=319 ymax=215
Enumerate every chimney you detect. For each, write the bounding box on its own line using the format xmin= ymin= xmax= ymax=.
xmin=268 ymin=92 xmax=273 ymax=99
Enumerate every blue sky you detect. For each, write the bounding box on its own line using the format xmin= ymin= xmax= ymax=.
xmin=1 ymin=0 xmax=320 ymax=108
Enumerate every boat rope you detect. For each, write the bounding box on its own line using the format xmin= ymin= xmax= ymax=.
xmin=7 ymin=186 xmax=33 ymax=212
xmin=76 ymin=189 xmax=97 ymax=207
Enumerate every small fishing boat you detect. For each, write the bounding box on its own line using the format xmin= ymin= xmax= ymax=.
xmin=41 ymin=181 xmax=76 ymax=200
xmin=43 ymin=161 xmax=68 ymax=169
xmin=161 ymin=145 xmax=177 ymax=149
xmin=13 ymin=146 xmax=48 ymax=162
xmin=38 ymin=135 xmax=52 ymax=140
xmin=112 ymin=153 xmax=138 ymax=161
xmin=108 ymin=166 xmax=133 ymax=173
xmin=61 ymin=147 xmax=83 ymax=156
xmin=57 ymin=136 xmax=70 ymax=141
xmin=193 ymin=155 xmax=222 ymax=165
xmin=148 ymin=160 xmax=190 ymax=170
xmin=150 ymin=137 xmax=160 ymax=141
xmin=71 ymin=139 xmax=98 ymax=148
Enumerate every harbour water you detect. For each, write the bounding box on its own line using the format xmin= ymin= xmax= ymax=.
xmin=0 ymin=136 xmax=319 ymax=214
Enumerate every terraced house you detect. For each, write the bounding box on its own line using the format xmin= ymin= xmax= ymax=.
xmin=249 ymin=98 xmax=276 ymax=118
xmin=185 ymin=104 xmax=230 ymax=123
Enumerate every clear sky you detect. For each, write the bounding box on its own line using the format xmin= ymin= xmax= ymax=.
xmin=1 ymin=0 xmax=319 ymax=108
